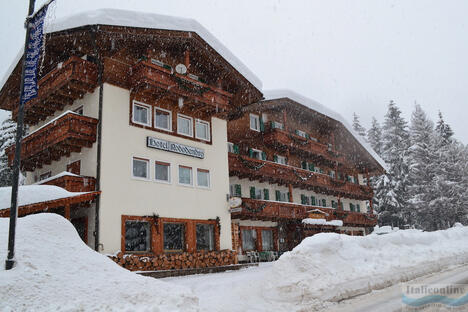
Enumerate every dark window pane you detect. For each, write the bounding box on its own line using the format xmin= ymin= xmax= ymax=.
xmin=242 ymin=229 xmax=256 ymax=250
xmin=196 ymin=224 xmax=214 ymax=251
xmin=163 ymin=223 xmax=185 ymax=251
xmin=125 ymin=221 xmax=151 ymax=252
xmin=262 ymin=230 xmax=273 ymax=251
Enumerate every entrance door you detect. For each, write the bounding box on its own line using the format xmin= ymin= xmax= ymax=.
xmin=71 ymin=217 xmax=88 ymax=244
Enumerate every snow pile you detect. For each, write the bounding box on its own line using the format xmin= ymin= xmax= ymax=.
xmin=0 ymin=214 xmax=199 ymax=311
xmin=263 ymin=226 xmax=468 ymax=303
xmin=373 ymin=225 xmax=399 ymax=235
xmin=0 ymin=185 xmax=90 ymax=210
xmin=302 ymin=218 xmax=343 ymax=227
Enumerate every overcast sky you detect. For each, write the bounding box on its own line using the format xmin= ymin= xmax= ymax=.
xmin=1 ymin=0 xmax=467 ymax=143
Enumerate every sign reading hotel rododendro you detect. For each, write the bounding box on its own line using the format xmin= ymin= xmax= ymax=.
xmin=147 ymin=136 xmax=205 ymax=159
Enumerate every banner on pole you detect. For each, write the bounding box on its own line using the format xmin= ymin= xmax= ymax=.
xmin=22 ymin=6 xmax=48 ymax=104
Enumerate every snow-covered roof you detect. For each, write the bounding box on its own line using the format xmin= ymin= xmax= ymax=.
xmin=34 ymin=171 xmax=80 ymax=185
xmin=263 ymin=89 xmax=387 ymax=171
xmin=0 ymin=185 xmax=90 ymax=210
xmin=302 ymin=218 xmax=343 ymax=227
xmin=0 ymin=8 xmax=262 ymax=94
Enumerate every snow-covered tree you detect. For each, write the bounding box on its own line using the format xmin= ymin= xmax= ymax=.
xmin=373 ymin=100 xmax=410 ymax=227
xmin=435 ymin=111 xmax=454 ymax=144
xmin=0 ymin=117 xmax=17 ymax=187
xmin=367 ymin=117 xmax=383 ymax=155
xmin=352 ymin=112 xmax=367 ymax=141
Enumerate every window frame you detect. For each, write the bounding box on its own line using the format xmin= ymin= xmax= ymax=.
xmin=154 ymin=107 xmax=172 ymax=132
xmin=251 ymin=148 xmax=263 ymax=160
xmin=178 ymin=165 xmax=193 ymax=186
xmin=195 ymin=119 xmax=211 ymax=141
xmin=296 ymin=129 xmax=307 ymax=138
xmin=196 ymin=223 xmax=215 ymax=251
xmin=196 ymin=168 xmax=210 ymax=188
xmin=275 ymin=155 xmax=287 ymax=165
xmin=131 ymin=157 xmax=150 ymax=180
xmin=154 ymin=160 xmax=171 ymax=184
xmin=124 ymin=220 xmax=152 ymax=253
xmin=163 ymin=222 xmax=186 ymax=253
xmin=250 ymin=113 xmax=260 ymax=132
xmin=227 ymin=142 xmax=234 ymax=153
xmin=132 ymin=100 xmax=152 ymax=127
xmin=177 ymin=114 xmax=194 ymax=137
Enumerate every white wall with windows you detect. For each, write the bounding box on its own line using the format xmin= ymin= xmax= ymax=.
xmin=99 ymin=84 xmax=231 ymax=254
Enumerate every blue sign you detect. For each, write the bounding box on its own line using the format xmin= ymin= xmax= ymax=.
xmin=22 ymin=6 xmax=48 ymax=104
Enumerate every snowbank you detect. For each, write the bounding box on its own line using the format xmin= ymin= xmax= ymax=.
xmin=0 ymin=185 xmax=90 ymax=210
xmin=263 ymin=227 xmax=468 ymax=303
xmin=302 ymin=218 xmax=343 ymax=227
xmin=0 ymin=214 xmax=199 ymax=311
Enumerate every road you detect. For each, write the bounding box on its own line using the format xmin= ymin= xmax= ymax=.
xmin=328 ymin=264 xmax=468 ymax=312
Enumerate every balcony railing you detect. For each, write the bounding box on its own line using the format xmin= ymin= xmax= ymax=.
xmin=41 ymin=174 xmax=96 ymax=192
xmin=228 ymin=153 xmax=373 ymax=200
xmin=12 ymin=56 xmax=98 ymax=125
xmin=231 ymin=198 xmax=377 ymax=227
xmin=263 ymin=127 xmax=348 ymax=166
xmin=6 ymin=112 xmax=98 ymax=171
xmin=129 ymin=60 xmax=233 ymax=111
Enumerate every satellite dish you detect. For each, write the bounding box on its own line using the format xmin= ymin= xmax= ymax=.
xmin=175 ymin=64 xmax=187 ymax=74
xmin=229 ymin=197 xmax=242 ymax=208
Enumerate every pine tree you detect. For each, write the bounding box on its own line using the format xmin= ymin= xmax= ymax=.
xmin=373 ymin=100 xmax=410 ymax=227
xmin=352 ymin=112 xmax=367 ymax=140
xmin=435 ymin=111 xmax=454 ymax=144
xmin=0 ymin=117 xmax=17 ymax=187
xmin=367 ymin=117 xmax=383 ymax=155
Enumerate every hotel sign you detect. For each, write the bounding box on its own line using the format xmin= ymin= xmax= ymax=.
xmin=147 ymin=136 xmax=205 ymax=159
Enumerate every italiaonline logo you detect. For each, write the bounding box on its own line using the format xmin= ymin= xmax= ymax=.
xmin=402 ymin=283 xmax=468 ymax=310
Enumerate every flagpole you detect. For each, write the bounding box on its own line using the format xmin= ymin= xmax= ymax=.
xmin=5 ymin=0 xmax=36 ymax=270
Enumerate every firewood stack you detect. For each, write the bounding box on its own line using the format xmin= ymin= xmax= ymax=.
xmin=109 ymin=249 xmax=238 ymax=271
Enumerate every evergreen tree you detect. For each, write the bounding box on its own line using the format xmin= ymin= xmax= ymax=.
xmin=0 ymin=117 xmax=17 ymax=187
xmin=367 ymin=117 xmax=383 ymax=155
xmin=373 ymin=100 xmax=410 ymax=227
xmin=352 ymin=112 xmax=367 ymax=140
xmin=435 ymin=111 xmax=454 ymax=144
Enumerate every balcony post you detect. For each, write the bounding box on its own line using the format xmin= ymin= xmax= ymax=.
xmin=338 ymin=196 xmax=342 ymax=211
xmin=369 ymin=198 xmax=373 ymax=214
xmin=288 ymin=184 xmax=293 ymax=203
xmin=64 ymin=204 xmax=71 ymax=220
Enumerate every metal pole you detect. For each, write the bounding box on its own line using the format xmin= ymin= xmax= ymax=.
xmin=5 ymin=0 xmax=36 ymax=270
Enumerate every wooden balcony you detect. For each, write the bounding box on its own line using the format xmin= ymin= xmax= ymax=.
xmin=229 ymin=153 xmax=373 ymax=200
xmin=12 ymin=56 xmax=98 ymax=125
xmin=6 ymin=112 xmax=98 ymax=171
xmin=263 ymin=128 xmax=347 ymax=166
xmin=130 ymin=60 xmax=233 ymax=112
xmin=41 ymin=174 xmax=96 ymax=192
xmin=231 ymin=198 xmax=377 ymax=227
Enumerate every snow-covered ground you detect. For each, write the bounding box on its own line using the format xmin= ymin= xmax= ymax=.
xmin=0 ymin=214 xmax=199 ymax=312
xmin=1 ymin=214 xmax=468 ymax=311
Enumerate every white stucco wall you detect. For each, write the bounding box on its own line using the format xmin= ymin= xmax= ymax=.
xmin=99 ymin=84 xmax=232 ymax=253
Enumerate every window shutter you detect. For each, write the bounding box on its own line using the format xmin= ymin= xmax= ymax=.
xmin=301 ymin=194 xmax=306 ymax=205
xmin=349 ymin=203 xmax=354 ymax=211
xmin=233 ymin=144 xmax=239 ymax=154
xmin=287 ymin=192 xmax=291 ymax=202
xmin=275 ymin=190 xmax=281 ymax=201
xmin=273 ymin=155 xmax=278 ymax=163
xmin=295 ymin=129 xmax=299 ymax=136
xmin=305 ymin=133 xmax=310 ymax=139
xmin=357 ymin=204 xmax=360 ymax=212
xmin=263 ymin=189 xmax=269 ymax=200
xmin=250 ymin=187 xmax=256 ymax=199
xmin=308 ymin=163 xmax=315 ymax=171
xmin=259 ymin=117 xmax=265 ymax=132
xmin=322 ymin=199 xmax=326 ymax=207
xmin=261 ymin=151 xmax=267 ymax=160
xmin=270 ymin=121 xmax=274 ymax=129
xmin=248 ymin=148 xmax=253 ymax=158
xmin=235 ymin=184 xmax=242 ymax=197
xmin=301 ymin=161 xmax=307 ymax=169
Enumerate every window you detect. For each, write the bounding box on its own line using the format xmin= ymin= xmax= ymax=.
xmin=350 ymin=203 xmax=355 ymax=212
xmin=274 ymin=155 xmax=287 ymax=165
xmin=125 ymin=221 xmax=151 ymax=252
xmin=275 ymin=190 xmax=289 ymax=202
xmin=271 ymin=121 xmax=284 ymax=130
xmin=163 ymin=223 xmax=185 ymax=252
xmin=132 ymin=158 xmax=149 ymax=179
xmin=196 ymin=224 xmax=215 ymax=251
xmin=179 ymin=166 xmax=193 ymax=185
xmin=74 ymin=106 xmax=83 ymax=115
xmin=311 ymin=196 xmax=316 ymax=206
xmin=250 ymin=186 xmax=268 ymax=200
xmin=197 ymin=169 xmax=210 ymax=188
xmin=177 ymin=114 xmax=193 ymax=137
xmin=155 ymin=161 xmax=170 ymax=182
xmin=195 ymin=119 xmax=210 ymax=141
xmin=227 ymin=142 xmax=234 ymax=153
xmin=329 ymin=170 xmax=336 ymax=178
xmin=332 ymin=200 xmax=338 ymax=209
xmin=249 ymin=148 xmax=265 ymax=160
xmin=154 ymin=107 xmax=172 ymax=131
xmin=230 ymin=184 xmax=242 ymax=197
xmin=132 ymin=101 xmax=151 ymax=126
xmin=39 ymin=171 xmax=51 ymax=181
xmin=314 ymin=167 xmax=321 ymax=174
xmin=250 ymin=114 xmax=260 ymax=131
xmin=301 ymin=194 xmax=310 ymax=205
xmin=322 ymin=199 xmax=327 ymax=207
xmin=296 ymin=129 xmax=307 ymax=138
xmin=356 ymin=204 xmax=361 ymax=212
xmin=241 ymin=229 xmax=256 ymax=250
xmin=262 ymin=230 xmax=274 ymax=251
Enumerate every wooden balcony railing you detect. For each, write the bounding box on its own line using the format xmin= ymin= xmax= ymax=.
xmin=129 ymin=60 xmax=233 ymax=111
xmin=6 ymin=112 xmax=98 ymax=171
xmin=41 ymin=174 xmax=96 ymax=192
xmin=12 ymin=56 xmax=98 ymax=125
xmin=231 ymin=198 xmax=377 ymax=227
xmin=263 ymin=128 xmax=348 ymax=166
xmin=229 ymin=153 xmax=373 ymax=200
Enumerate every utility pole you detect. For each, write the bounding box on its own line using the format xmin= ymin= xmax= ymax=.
xmin=5 ymin=0 xmax=37 ymax=271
